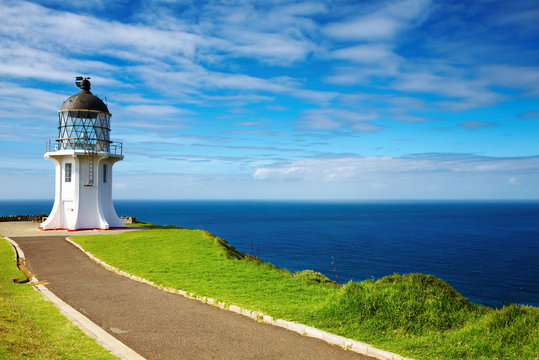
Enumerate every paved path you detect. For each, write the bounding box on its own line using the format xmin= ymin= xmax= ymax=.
xmin=12 ymin=235 xmax=374 ymax=360
xmin=0 ymin=221 xmax=144 ymax=237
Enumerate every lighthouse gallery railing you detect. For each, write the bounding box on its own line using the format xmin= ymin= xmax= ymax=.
xmin=45 ymin=138 xmax=123 ymax=155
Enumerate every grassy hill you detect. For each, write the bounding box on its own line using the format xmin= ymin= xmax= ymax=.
xmin=73 ymin=224 xmax=539 ymax=360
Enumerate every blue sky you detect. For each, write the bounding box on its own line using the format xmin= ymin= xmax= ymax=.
xmin=1 ymin=0 xmax=538 ymax=200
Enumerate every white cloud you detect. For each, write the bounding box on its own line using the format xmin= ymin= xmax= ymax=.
xmin=300 ymin=113 xmax=341 ymax=130
xmin=253 ymin=154 xmax=539 ymax=181
xmin=247 ymin=154 xmax=539 ymax=199
xmin=393 ymin=72 xmax=492 ymax=100
xmin=281 ymin=2 xmax=328 ymax=16
xmin=219 ymin=29 xmax=313 ymax=64
xmin=458 ymin=121 xmax=497 ymax=130
xmin=299 ymin=108 xmax=384 ymax=132
xmin=0 ymin=0 xmax=315 ymax=89
xmin=117 ymin=121 xmax=187 ymax=131
xmin=323 ymin=0 xmax=430 ymax=40
xmin=1 ymin=0 xmax=538 ymax=201
xmin=3 ymin=2 xmax=199 ymax=59
xmin=517 ymin=111 xmax=539 ymax=119
xmin=331 ymin=45 xmax=397 ymax=63
xmin=324 ymin=16 xmax=399 ymax=40
xmin=493 ymin=6 xmax=539 ymax=32
xmin=133 ymin=63 xmax=337 ymax=105
xmin=508 ymin=177 xmax=519 ymax=185
xmin=349 ymin=122 xmax=387 ymax=132
xmin=123 ymin=104 xmax=189 ymax=117
xmin=480 ymin=65 xmax=539 ymax=96
xmin=0 ymin=41 xmax=119 ymax=84
xmin=0 ymin=81 xmax=63 ymax=115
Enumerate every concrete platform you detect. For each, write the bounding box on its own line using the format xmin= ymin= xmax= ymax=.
xmin=0 ymin=221 xmax=143 ymax=237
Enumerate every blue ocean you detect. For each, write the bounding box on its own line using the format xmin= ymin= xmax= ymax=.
xmin=2 ymin=199 xmax=538 ymax=308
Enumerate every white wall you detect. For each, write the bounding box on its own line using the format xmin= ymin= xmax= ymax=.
xmin=40 ymin=151 xmax=124 ymax=230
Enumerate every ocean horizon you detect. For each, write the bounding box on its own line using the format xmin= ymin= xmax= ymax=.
xmin=1 ymin=199 xmax=538 ymax=308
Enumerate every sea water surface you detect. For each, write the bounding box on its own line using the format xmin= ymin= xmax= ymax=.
xmin=1 ymin=199 xmax=538 ymax=308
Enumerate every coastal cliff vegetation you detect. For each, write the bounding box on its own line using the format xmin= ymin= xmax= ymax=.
xmin=72 ymin=224 xmax=538 ymax=360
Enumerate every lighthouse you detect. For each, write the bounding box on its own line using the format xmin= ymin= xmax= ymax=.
xmin=40 ymin=77 xmax=125 ymax=231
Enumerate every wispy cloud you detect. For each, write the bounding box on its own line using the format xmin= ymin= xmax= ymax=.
xmin=225 ymin=145 xmax=301 ymax=153
xmin=299 ymin=108 xmax=384 ymax=132
xmin=331 ymin=44 xmax=398 ymax=64
xmin=1 ymin=0 xmax=538 ymax=200
xmin=253 ymin=154 xmax=539 ymax=181
xmin=323 ymin=0 xmax=430 ymax=40
xmin=123 ymin=104 xmax=191 ymax=117
xmin=458 ymin=121 xmax=497 ymax=130
xmin=517 ymin=111 xmax=539 ymax=119
xmin=479 ymin=65 xmax=539 ymax=97
xmin=224 ymin=129 xmax=289 ymax=137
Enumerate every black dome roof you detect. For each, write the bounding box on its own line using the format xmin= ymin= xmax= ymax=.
xmin=59 ymin=79 xmax=109 ymax=114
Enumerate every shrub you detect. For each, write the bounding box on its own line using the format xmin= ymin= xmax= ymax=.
xmin=295 ymin=269 xmax=332 ymax=283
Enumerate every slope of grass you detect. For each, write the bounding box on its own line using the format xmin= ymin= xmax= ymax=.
xmin=0 ymin=238 xmax=118 ymax=360
xmin=77 ymin=227 xmax=336 ymax=318
xmin=74 ymin=225 xmax=539 ymax=360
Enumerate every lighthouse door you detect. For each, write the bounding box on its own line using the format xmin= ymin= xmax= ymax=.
xmin=63 ymin=200 xmax=76 ymax=228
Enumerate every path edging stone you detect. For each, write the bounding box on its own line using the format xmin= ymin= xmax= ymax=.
xmin=66 ymin=237 xmax=415 ymax=360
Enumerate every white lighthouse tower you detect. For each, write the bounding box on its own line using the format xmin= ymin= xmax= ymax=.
xmin=40 ymin=77 xmax=125 ymax=231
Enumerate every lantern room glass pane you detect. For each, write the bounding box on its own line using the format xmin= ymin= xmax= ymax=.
xmin=56 ymin=111 xmax=111 ymax=152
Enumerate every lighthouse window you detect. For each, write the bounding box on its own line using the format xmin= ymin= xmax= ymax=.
xmin=65 ymin=163 xmax=72 ymax=183
xmin=103 ymin=164 xmax=107 ymax=183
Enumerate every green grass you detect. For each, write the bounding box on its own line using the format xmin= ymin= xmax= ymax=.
xmin=0 ymin=238 xmax=118 ymax=360
xmin=74 ymin=225 xmax=539 ymax=360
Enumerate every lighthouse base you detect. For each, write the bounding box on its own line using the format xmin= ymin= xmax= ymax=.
xmin=40 ymin=151 xmax=125 ymax=231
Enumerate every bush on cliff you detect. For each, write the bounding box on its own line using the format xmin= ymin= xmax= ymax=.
xmin=316 ymin=273 xmax=484 ymax=335
xmin=294 ymin=269 xmax=333 ymax=284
